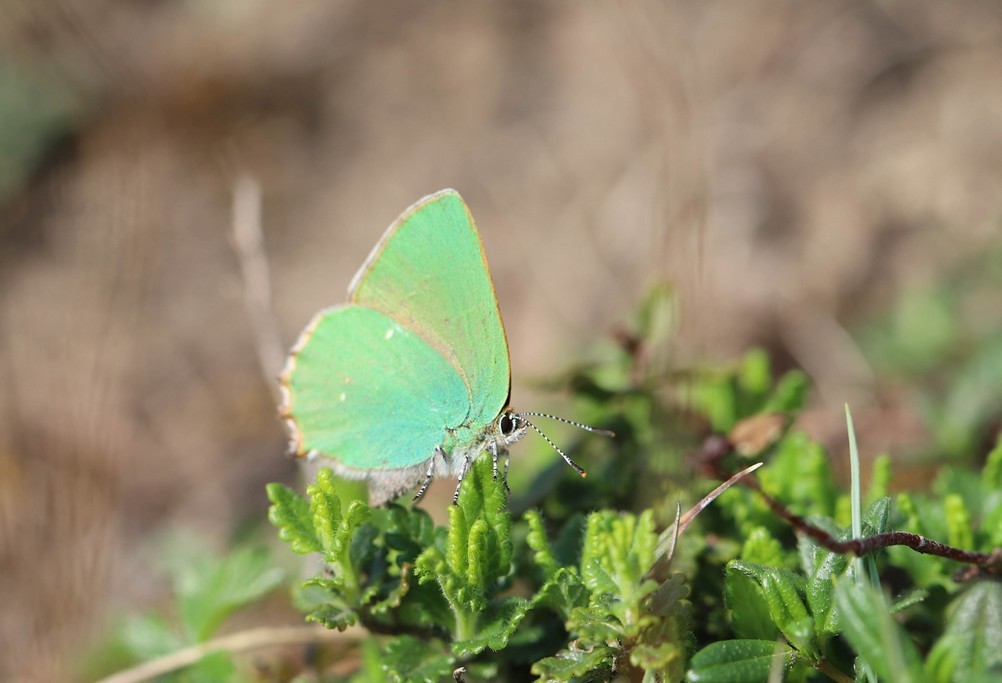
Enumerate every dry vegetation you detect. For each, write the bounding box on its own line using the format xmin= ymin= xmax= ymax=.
xmin=2 ymin=1 xmax=1002 ymax=680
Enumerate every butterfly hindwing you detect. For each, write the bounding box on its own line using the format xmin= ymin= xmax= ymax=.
xmin=283 ymin=305 xmax=470 ymax=471
xmin=349 ymin=190 xmax=511 ymax=433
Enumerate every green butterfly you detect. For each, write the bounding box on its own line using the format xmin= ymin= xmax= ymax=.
xmin=280 ymin=190 xmax=606 ymax=504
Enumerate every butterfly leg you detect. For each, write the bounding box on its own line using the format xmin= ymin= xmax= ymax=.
xmin=452 ymin=454 xmax=472 ymax=505
xmin=502 ymin=450 xmax=511 ymax=494
xmin=488 ymin=441 xmax=511 ymax=494
xmin=490 ymin=441 xmax=500 ymax=481
xmin=413 ymin=446 xmax=445 ymax=502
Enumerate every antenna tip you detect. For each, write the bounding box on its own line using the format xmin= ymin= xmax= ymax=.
xmin=580 ymin=471 xmax=588 ymax=478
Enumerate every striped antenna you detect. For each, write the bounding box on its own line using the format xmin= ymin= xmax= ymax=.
xmin=516 ymin=411 xmax=616 ymax=438
xmin=515 ymin=413 xmax=615 ymax=479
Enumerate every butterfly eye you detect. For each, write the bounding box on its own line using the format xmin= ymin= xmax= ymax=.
xmin=498 ymin=412 xmax=519 ymax=436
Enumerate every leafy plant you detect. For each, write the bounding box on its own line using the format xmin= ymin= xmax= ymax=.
xmin=89 ymin=285 xmax=1002 ymax=682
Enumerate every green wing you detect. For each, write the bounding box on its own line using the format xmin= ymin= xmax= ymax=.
xmin=283 ymin=305 xmax=470 ymax=470
xmin=349 ymin=190 xmax=511 ymax=431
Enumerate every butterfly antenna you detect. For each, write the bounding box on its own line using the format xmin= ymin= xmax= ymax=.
xmin=517 ymin=415 xmax=589 ymax=478
xmin=517 ymin=412 xmax=616 ymax=438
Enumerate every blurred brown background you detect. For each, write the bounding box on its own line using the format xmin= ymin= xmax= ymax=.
xmin=2 ymin=1 xmax=1002 ymax=680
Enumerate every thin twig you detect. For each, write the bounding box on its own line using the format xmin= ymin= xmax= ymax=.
xmin=696 ymin=434 xmax=1002 ymax=576
xmin=94 ymin=624 xmax=361 ymax=683
xmin=231 ymin=174 xmax=286 ymax=402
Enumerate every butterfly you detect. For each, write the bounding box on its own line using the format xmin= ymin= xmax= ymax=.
xmin=279 ymin=189 xmax=609 ymax=505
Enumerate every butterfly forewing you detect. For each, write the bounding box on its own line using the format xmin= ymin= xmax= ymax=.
xmin=349 ymin=190 xmax=511 ymax=432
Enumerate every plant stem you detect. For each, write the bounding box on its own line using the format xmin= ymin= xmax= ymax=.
xmin=454 ymin=606 xmax=479 ymax=643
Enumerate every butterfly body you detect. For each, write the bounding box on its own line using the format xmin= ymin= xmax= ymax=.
xmin=280 ymin=190 xmax=529 ymax=504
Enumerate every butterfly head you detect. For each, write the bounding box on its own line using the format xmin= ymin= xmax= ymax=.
xmin=495 ymin=409 xmax=530 ymax=448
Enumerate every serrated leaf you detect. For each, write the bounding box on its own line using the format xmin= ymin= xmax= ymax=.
xmin=452 ymin=596 xmax=533 ymax=657
xmin=309 ymin=468 xmax=342 ymax=551
xmin=580 ymin=510 xmax=658 ymax=599
xmin=525 ymin=509 xmax=560 ymax=577
xmin=531 ymin=643 xmax=616 ymax=682
xmin=648 ymin=572 xmax=690 ymax=617
xmin=534 ymin=567 xmax=589 ymax=621
xmin=267 ymin=482 xmax=322 ymax=554
xmin=567 ymin=603 xmax=624 ymax=643
xmin=382 ymin=635 xmax=455 ymax=683
xmin=833 ymin=580 xmax=923 ymax=683
xmin=687 ymin=639 xmax=794 ymax=683
xmin=926 ymin=581 xmax=1002 ymax=682
xmin=306 ymin=599 xmax=358 ymax=631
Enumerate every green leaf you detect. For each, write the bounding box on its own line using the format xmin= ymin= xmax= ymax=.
xmin=805 ymin=543 xmax=851 ymax=641
xmin=112 ymin=613 xmax=185 ymax=661
xmin=309 ymin=468 xmax=342 ymax=551
xmin=301 ymin=470 xmax=372 ymax=604
xmin=452 ymin=596 xmax=533 ymax=657
xmin=525 ymin=509 xmax=560 ymax=577
xmin=833 ymin=580 xmax=923 ymax=683
xmin=267 ymin=482 xmax=322 ymax=554
xmin=739 ymin=348 xmax=771 ymax=397
xmin=943 ymin=493 xmax=975 ymax=550
xmin=304 ymin=597 xmax=359 ymax=631
xmin=868 ymin=455 xmax=892 ymax=502
xmin=863 ymin=496 xmax=892 ymax=533
xmin=567 ymin=601 xmax=627 ymax=643
xmin=534 ymin=567 xmax=589 ymax=621
xmin=531 ymin=643 xmax=616 ymax=682
xmin=926 ymin=582 xmax=1002 ymax=682
xmin=759 ymin=433 xmax=839 ymax=520
xmin=687 ymin=639 xmax=794 ymax=683
xmin=725 ymin=561 xmax=815 ymax=659
xmin=382 ymin=635 xmax=455 ymax=683
xmin=739 ymin=527 xmax=785 ymax=567
xmin=725 ymin=567 xmax=777 ymax=641
xmin=632 ymin=576 xmax=692 ymax=681
xmin=175 ymin=546 xmax=284 ymax=642
xmin=764 ymin=369 xmax=809 ymax=413
xmin=982 ymin=436 xmax=1002 ymax=492
xmin=580 ymin=509 xmax=658 ymax=600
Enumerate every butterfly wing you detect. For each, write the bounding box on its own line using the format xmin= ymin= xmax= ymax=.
xmin=349 ymin=189 xmax=511 ymax=432
xmin=282 ymin=305 xmax=470 ymax=471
